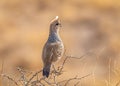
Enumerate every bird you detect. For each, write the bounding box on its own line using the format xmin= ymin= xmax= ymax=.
xmin=42 ymin=16 xmax=64 ymax=78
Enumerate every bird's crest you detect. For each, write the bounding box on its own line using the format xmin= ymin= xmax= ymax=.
xmin=50 ymin=16 xmax=59 ymax=24
xmin=55 ymin=16 xmax=59 ymax=20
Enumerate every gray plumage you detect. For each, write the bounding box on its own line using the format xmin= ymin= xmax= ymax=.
xmin=42 ymin=16 xmax=64 ymax=78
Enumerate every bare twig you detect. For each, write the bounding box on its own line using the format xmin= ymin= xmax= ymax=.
xmin=42 ymin=79 xmax=54 ymax=85
xmin=64 ymin=75 xmax=78 ymax=86
xmin=25 ymin=70 xmax=42 ymax=86
xmin=53 ymin=73 xmax=57 ymax=85
xmin=31 ymin=80 xmax=45 ymax=86
xmin=57 ymin=52 xmax=88 ymax=74
xmin=17 ymin=67 xmax=28 ymax=86
xmin=58 ymin=73 xmax=92 ymax=85
xmin=57 ymin=56 xmax=68 ymax=73
xmin=1 ymin=74 xmax=19 ymax=86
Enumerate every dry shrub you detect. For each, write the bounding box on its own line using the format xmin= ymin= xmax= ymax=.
xmin=0 ymin=52 xmax=91 ymax=86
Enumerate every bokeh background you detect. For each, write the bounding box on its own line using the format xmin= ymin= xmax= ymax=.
xmin=0 ymin=0 xmax=120 ymax=86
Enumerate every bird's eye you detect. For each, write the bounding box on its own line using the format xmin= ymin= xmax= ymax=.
xmin=56 ymin=23 xmax=59 ymax=25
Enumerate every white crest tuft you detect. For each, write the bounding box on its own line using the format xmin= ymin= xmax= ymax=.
xmin=55 ymin=16 xmax=59 ymax=19
xmin=50 ymin=16 xmax=59 ymax=23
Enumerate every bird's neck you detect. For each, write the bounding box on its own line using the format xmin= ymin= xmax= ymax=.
xmin=48 ymin=27 xmax=61 ymax=42
xmin=49 ymin=25 xmax=59 ymax=36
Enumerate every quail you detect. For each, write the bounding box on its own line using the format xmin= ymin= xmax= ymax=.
xmin=42 ymin=16 xmax=64 ymax=78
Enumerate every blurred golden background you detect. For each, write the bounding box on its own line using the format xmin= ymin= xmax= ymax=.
xmin=0 ymin=0 xmax=120 ymax=86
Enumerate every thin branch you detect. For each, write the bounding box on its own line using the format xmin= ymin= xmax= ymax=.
xmin=56 ymin=52 xmax=89 ymax=74
xmin=42 ymin=79 xmax=53 ymax=85
xmin=64 ymin=76 xmax=78 ymax=86
xmin=26 ymin=70 xmax=42 ymax=86
xmin=57 ymin=56 xmax=68 ymax=73
xmin=1 ymin=74 xmax=19 ymax=86
xmin=31 ymin=80 xmax=45 ymax=86
xmin=17 ymin=67 xmax=28 ymax=86
xmin=58 ymin=73 xmax=92 ymax=85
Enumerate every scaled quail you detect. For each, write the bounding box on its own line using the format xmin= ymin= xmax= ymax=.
xmin=42 ymin=16 xmax=64 ymax=78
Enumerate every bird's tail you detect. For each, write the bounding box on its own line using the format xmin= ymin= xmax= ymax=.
xmin=43 ymin=64 xmax=51 ymax=78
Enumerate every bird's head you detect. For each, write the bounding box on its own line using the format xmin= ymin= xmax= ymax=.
xmin=50 ymin=16 xmax=61 ymax=33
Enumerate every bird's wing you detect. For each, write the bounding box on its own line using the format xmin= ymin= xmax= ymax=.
xmin=42 ymin=43 xmax=56 ymax=64
xmin=42 ymin=42 xmax=63 ymax=65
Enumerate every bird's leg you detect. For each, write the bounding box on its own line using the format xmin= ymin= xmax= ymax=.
xmin=52 ymin=64 xmax=56 ymax=72
xmin=52 ymin=64 xmax=60 ymax=75
xmin=51 ymin=64 xmax=58 ymax=84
